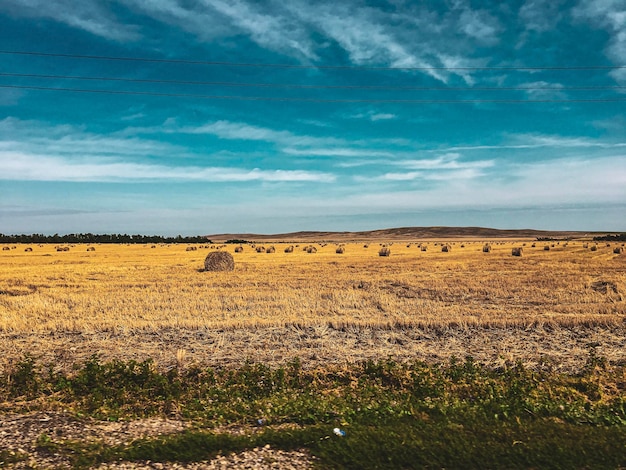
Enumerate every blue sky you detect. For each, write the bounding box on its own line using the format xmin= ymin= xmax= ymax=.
xmin=0 ymin=0 xmax=625 ymax=235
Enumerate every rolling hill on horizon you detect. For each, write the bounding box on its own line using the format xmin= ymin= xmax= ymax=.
xmin=208 ymin=226 xmax=605 ymax=241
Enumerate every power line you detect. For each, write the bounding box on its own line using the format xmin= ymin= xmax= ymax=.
xmin=1 ymin=50 xmax=625 ymax=71
xmin=2 ymin=84 xmax=625 ymax=103
xmin=1 ymin=72 xmax=624 ymax=91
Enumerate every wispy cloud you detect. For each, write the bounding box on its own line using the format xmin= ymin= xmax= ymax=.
xmin=0 ymin=117 xmax=336 ymax=183
xmin=205 ymin=0 xmax=317 ymax=60
xmin=0 ymin=117 xmax=186 ymax=158
xmin=283 ymin=148 xmax=396 ymax=158
xmin=350 ymin=152 xmax=494 ymax=182
xmin=519 ymin=0 xmax=567 ymax=32
xmin=342 ymin=154 xmax=626 ymax=210
xmin=0 ymin=0 xmax=140 ymax=41
xmin=519 ymin=81 xmax=566 ymax=100
xmin=572 ymin=0 xmax=626 ymax=83
xmin=349 ymin=111 xmax=397 ymax=121
xmin=393 ymin=154 xmax=494 ymax=170
xmin=1 ymin=151 xmax=335 ymax=183
xmin=458 ymin=7 xmax=501 ymax=45
xmin=438 ymin=133 xmax=626 ymax=152
xmin=123 ymin=119 xmax=347 ymax=148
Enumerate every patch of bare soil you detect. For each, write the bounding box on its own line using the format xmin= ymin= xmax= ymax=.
xmin=1 ymin=324 xmax=625 ymax=375
xmin=0 ymin=411 xmax=314 ymax=469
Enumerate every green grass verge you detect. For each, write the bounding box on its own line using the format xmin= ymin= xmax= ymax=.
xmin=36 ymin=420 xmax=626 ymax=469
xmin=2 ymin=349 xmax=625 ymax=468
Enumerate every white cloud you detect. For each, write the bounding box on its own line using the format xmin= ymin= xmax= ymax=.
xmin=204 ymin=0 xmax=317 ymax=60
xmin=0 ymin=117 xmax=186 ymax=158
xmin=519 ymin=81 xmax=566 ymax=100
xmin=352 ymin=153 xmax=493 ymax=182
xmin=572 ymin=0 xmax=626 ymax=83
xmin=439 ymin=133 xmax=626 ymax=152
xmin=0 ymin=151 xmax=335 ymax=183
xmin=519 ymin=0 xmax=566 ymax=32
xmin=394 ymin=155 xmax=494 ymax=170
xmin=459 ymin=8 xmax=501 ymax=45
xmin=379 ymin=171 xmax=423 ymax=181
xmin=341 ymin=154 xmax=626 ymax=210
xmin=350 ymin=111 xmax=397 ymax=121
xmin=125 ymin=119 xmax=347 ymax=148
xmin=283 ymin=148 xmax=395 ymax=158
xmin=370 ymin=113 xmax=396 ymax=121
xmin=0 ymin=0 xmax=140 ymax=41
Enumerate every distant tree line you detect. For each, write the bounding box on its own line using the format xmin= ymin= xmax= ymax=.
xmin=593 ymin=233 xmax=626 ymax=242
xmin=225 ymin=239 xmax=249 ymax=244
xmin=0 ymin=233 xmax=212 ymax=244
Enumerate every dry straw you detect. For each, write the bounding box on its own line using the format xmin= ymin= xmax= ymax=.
xmin=204 ymin=251 xmax=235 ymax=271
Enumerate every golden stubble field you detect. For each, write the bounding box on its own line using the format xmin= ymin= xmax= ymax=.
xmin=1 ymin=240 xmax=625 ymax=371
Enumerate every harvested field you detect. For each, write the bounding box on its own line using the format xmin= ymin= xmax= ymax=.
xmin=1 ymin=240 xmax=626 ymax=469
xmin=0 ymin=241 xmax=625 ymax=370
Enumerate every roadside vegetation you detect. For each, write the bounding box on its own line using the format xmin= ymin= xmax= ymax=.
xmin=2 ymin=351 xmax=625 ymax=468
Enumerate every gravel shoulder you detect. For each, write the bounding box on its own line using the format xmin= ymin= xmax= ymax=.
xmin=0 ymin=411 xmax=315 ymax=469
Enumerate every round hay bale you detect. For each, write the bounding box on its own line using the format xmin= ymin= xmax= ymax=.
xmin=266 ymin=246 xmax=276 ymax=253
xmin=614 ymin=247 xmax=624 ymax=254
xmin=234 ymin=246 xmax=244 ymax=253
xmin=544 ymin=245 xmax=550 ymax=251
xmin=379 ymin=247 xmax=391 ymax=257
xmin=441 ymin=245 xmax=451 ymax=252
xmin=590 ymin=245 xmax=598 ymax=252
xmin=483 ymin=244 xmax=492 ymax=253
xmin=306 ymin=245 xmax=317 ymax=254
xmin=420 ymin=245 xmax=427 ymax=252
xmin=336 ymin=246 xmax=345 ymax=254
xmin=186 ymin=246 xmax=197 ymax=251
xmin=363 ymin=244 xmax=369 ymax=248
xmin=256 ymin=246 xmax=266 ymax=253
xmin=204 ymin=251 xmax=235 ymax=272
xmin=284 ymin=245 xmax=294 ymax=253
xmin=86 ymin=247 xmax=96 ymax=252
xmin=2 ymin=247 xmax=9 ymax=251
xmin=24 ymin=247 xmax=33 ymax=252
xmin=511 ymin=247 xmax=523 ymax=257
